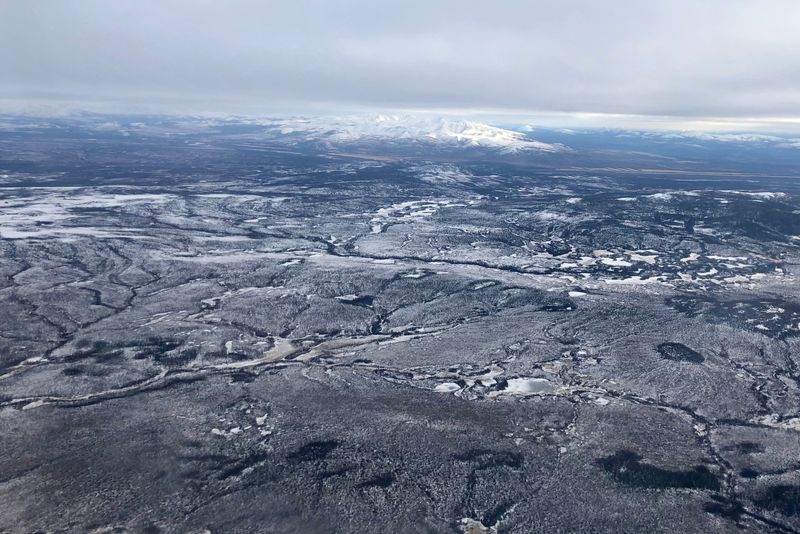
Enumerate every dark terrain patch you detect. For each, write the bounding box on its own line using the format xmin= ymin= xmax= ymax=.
xmin=657 ymin=342 xmax=704 ymax=363
xmin=338 ymin=295 xmax=375 ymax=308
xmin=739 ymin=468 xmax=760 ymax=479
xmin=704 ymin=496 xmax=744 ymax=520
xmin=357 ymin=471 xmax=395 ymax=489
xmin=723 ymin=441 xmax=765 ymax=455
xmin=597 ymin=450 xmax=719 ymax=490
xmin=753 ymin=485 xmax=800 ymax=517
xmin=288 ymin=440 xmax=340 ymax=462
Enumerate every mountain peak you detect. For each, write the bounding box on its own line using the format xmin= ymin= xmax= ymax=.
xmin=269 ymin=114 xmax=565 ymax=153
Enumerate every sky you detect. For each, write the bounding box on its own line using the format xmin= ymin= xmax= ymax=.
xmin=1 ymin=0 xmax=800 ymax=131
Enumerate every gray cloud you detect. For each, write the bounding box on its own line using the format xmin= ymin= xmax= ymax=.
xmin=1 ymin=0 xmax=799 ymax=122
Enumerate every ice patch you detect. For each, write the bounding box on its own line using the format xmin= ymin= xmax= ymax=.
xmin=720 ymin=191 xmax=787 ymax=200
xmin=435 ymin=382 xmax=461 ymax=393
xmin=600 ymin=257 xmax=632 ymax=267
xmin=472 ymin=281 xmax=496 ymax=290
xmin=501 ymin=377 xmax=554 ymax=395
xmin=605 ymin=276 xmax=662 ymax=285
xmin=646 ymin=192 xmax=674 ymax=201
xmin=22 ymin=400 xmax=46 ymax=410
xmin=369 ymin=198 xmax=473 ymax=230
xmin=629 ymin=253 xmax=658 ymax=264
xmin=707 ymin=255 xmax=747 ymax=261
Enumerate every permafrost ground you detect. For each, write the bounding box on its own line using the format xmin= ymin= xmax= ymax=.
xmin=2 ymin=115 xmax=800 ymax=533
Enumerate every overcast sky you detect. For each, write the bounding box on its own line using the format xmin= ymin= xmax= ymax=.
xmin=1 ymin=0 xmax=799 ymax=130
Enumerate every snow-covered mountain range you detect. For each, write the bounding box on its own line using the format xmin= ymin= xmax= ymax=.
xmin=264 ymin=115 xmax=566 ymax=153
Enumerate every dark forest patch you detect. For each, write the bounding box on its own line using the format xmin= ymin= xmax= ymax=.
xmin=657 ymin=342 xmax=704 ymax=363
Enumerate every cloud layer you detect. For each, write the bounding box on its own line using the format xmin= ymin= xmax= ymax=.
xmin=1 ymin=0 xmax=799 ymax=121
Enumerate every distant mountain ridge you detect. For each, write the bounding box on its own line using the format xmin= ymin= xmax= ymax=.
xmin=263 ymin=114 xmax=566 ymax=153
